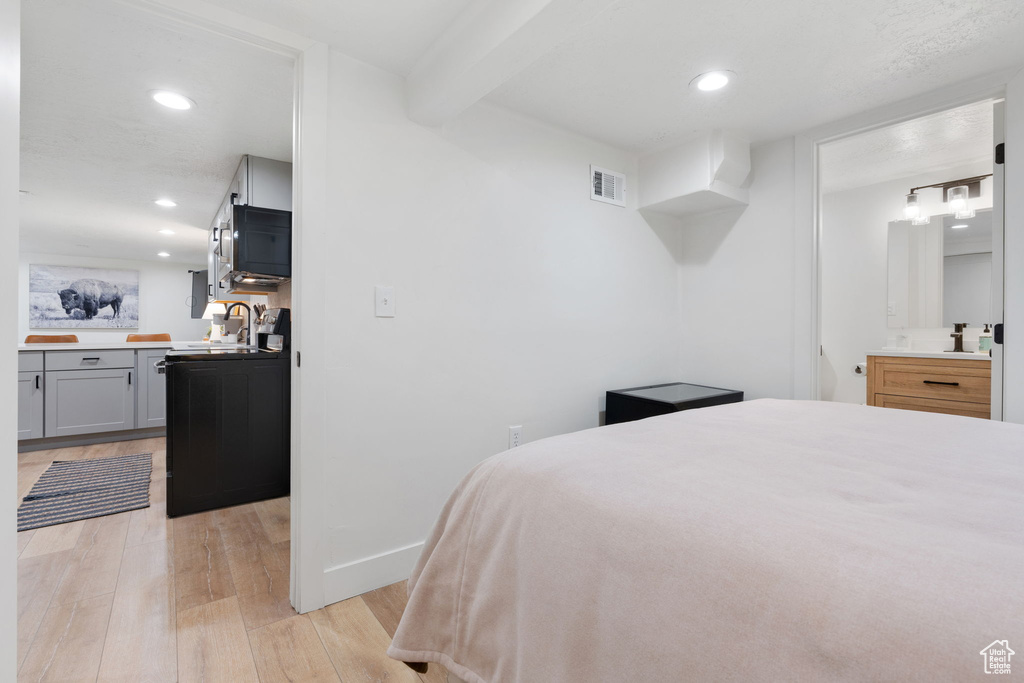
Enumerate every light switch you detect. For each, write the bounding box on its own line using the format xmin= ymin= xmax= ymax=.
xmin=375 ymin=285 xmax=395 ymax=317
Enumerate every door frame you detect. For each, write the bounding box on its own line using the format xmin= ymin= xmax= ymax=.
xmin=103 ymin=0 xmax=331 ymax=612
xmin=794 ymin=68 xmax=1017 ymax=410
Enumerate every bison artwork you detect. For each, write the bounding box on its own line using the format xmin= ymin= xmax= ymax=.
xmin=57 ymin=279 xmax=124 ymax=320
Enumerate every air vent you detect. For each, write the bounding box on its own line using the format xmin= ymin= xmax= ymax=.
xmin=590 ymin=165 xmax=626 ymax=207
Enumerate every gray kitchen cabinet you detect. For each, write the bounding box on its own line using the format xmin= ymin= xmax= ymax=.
xmin=231 ymin=155 xmax=292 ymax=211
xmin=45 ymin=368 xmax=135 ymax=437
xmin=136 ymin=348 xmax=170 ymax=428
xmin=208 ymin=224 xmax=225 ymax=302
xmin=18 ymin=371 xmax=44 ymax=440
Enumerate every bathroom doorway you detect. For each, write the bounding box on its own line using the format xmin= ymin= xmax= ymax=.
xmin=817 ymin=99 xmax=1004 ymax=417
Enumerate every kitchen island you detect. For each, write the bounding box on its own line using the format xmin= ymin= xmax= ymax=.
xmin=164 ymin=348 xmax=290 ymax=516
xmin=17 ymin=341 xmax=255 ymax=450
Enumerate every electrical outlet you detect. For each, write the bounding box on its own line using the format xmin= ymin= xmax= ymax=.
xmin=508 ymin=425 xmax=522 ymax=449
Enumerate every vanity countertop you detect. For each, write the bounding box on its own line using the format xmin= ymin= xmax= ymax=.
xmin=867 ymin=349 xmax=991 ymax=361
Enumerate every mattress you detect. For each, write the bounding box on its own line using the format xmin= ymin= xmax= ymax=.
xmin=388 ymin=399 xmax=1024 ymax=681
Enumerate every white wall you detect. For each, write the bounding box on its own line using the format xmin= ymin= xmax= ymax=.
xmin=318 ymin=50 xmax=682 ymax=600
xmin=18 ymin=253 xmax=207 ymax=343
xmin=674 ymin=138 xmax=800 ymax=400
xmin=820 ymin=162 xmax=992 ymax=404
xmin=1 ymin=0 xmax=18 ymax=674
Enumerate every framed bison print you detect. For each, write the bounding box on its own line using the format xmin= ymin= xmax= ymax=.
xmin=29 ymin=264 xmax=140 ymax=329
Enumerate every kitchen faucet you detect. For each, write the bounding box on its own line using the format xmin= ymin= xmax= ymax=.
xmin=223 ymin=302 xmax=253 ymax=346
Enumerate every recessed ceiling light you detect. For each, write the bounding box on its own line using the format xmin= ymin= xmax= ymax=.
xmin=157 ymin=252 xmax=170 ymax=257
xmin=690 ymin=70 xmax=735 ymax=92
xmin=154 ymin=198 xmax=177 ymax=207
xmin=150 ymin=90 xmax=195 ymax=110
xmin=159 ymin=229 xmax=175 ymax=235
xmin=951 ymin=224 xmax=969 ymax=229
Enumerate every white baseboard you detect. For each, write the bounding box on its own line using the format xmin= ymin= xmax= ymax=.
xmin=322 ymin=542 xmax=424 ymax=604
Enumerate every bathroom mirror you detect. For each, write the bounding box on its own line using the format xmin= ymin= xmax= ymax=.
xmin=886 ymin=209 xmax=992 ymax=329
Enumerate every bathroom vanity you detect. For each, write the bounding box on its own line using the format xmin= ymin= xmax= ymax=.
xmin=866 ymin=351 xmax=991 ymax=419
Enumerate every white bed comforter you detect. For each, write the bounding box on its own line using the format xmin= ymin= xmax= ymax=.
xmin=388 ymin=399 xmax=1024 ymax=682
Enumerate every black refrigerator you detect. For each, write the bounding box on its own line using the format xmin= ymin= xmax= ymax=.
xmin=164 ymin=349 xmax=290 ymax=517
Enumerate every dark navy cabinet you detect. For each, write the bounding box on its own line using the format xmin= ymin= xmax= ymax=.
xmin=165 ymin=354 xmax=290 ymax=517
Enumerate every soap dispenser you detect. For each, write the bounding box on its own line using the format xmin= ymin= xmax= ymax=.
xmin=979 ymin=324 xmax=993 ymax=353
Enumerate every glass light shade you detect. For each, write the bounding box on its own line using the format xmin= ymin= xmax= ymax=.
xmin=947 ymin=185 xmax=969 ymax=212
xmin=955 ymin=208 xmax=976 ymax=220
xmin=903 ymin=193 xmax=921 ymax=220
xmin=201 ymin=302 xmax=227 ymax=320
xmin=912 ymin=215 xmax=931 ymax=226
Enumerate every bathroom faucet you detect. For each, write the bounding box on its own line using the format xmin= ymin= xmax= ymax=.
xmin=949 ymin=323 xmax=967 ymax=353
xmin=223 ymin=302 xmax=252 ymax=346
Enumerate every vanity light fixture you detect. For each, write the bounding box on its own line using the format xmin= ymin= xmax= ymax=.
xmin=903 ymin=193 xmax=922 ymax=220
xmin=155 ymin=198 xmax=177 ymax=207
xmin=901 ymin=174 xmax=991 ymax=223
xmin=689 ymin=70 xmax=734 ymax=92
xmin=150 ymin=90 xmax=195 ymax=110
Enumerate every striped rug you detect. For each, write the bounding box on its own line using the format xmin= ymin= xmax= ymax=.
xmin=18 ymin=453 xmax=152 ymax=532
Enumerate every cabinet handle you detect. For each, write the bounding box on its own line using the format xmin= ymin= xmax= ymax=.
xmin=208 ymin=284 xmax=213 ymax=297
xmin=82 ymin=357 xmax=100 ymax=363
xmin=128 ymin=371 xmax=132 ymax=386
xmin=35 ymin=374 xmax=40 ymax=390
xmin=923 ymin=380 xmax=959 ymax=387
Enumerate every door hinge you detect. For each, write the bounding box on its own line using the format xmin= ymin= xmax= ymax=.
xmin=995 ymin=143 xmax=1005 ymax=165
xmin=994 ymin=323 xmax=1004 ymax=345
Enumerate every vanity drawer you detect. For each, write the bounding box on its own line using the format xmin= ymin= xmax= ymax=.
xmin=875 ymin=394 xmax=990 ymax=420
xmin=45 ymin=349 xmax=135 ymax=371
xmin=870 ymin=358 xmax=990 ymax=404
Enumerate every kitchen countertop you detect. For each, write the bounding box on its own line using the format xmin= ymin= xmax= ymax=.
xmin=18 ymin=341 xmax=251 ymax=352
xmin=165 ymin=347 xmax=287 ymax=361
xmin=867 ymin=349 xmax=991 ymax=361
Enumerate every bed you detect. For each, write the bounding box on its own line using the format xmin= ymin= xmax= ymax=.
xmin=387 ymin=399 xmax=1024 ymax=682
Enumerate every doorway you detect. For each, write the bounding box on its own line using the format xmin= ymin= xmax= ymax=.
xmin=816 ymin=99 xmax=1004 ymax=416
xmin=15 ymin=1 xmax=304 ymax=676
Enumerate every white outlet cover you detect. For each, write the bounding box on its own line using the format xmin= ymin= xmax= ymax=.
xmin=375 ymin=285 xmax=395 ymax=317
xmin=509 ymin=425 xmax=522 ymax=449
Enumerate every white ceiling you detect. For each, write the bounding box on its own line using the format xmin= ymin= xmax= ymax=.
xmin=484 ymin=0 xmax=1024 ymax=153
xmin=20 ymin=0 xmax=1024 ymax=266
xmin=20 ymin=0 xmax=293 ymax=265
xmin=820 ymin=100 xmax=994 ymax=194
xmin=145 ymin=0 xmax=1024 ymax=156
xmin=196 ymin=0 xmax=477 ymax=75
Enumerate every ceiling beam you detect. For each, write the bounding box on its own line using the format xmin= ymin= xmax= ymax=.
xmin=407 ymin=0 xmax=617 ymax=126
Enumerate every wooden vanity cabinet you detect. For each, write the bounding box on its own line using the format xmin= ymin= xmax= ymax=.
xmin=867 ymin=355 xmax=991 ymax=419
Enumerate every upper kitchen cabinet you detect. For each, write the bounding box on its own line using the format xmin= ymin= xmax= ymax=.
xmin=233 ymin=155 xmax=292 ymax=212
xmin=211 ymin=155 xmax=292 ymax=297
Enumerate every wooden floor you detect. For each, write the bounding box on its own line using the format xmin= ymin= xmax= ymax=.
xmin=17 ymin=437 xmax=448 ymax=683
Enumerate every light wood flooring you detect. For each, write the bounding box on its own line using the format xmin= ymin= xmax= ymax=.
xmin=17 ymin=437 xmax=448 ymax=683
